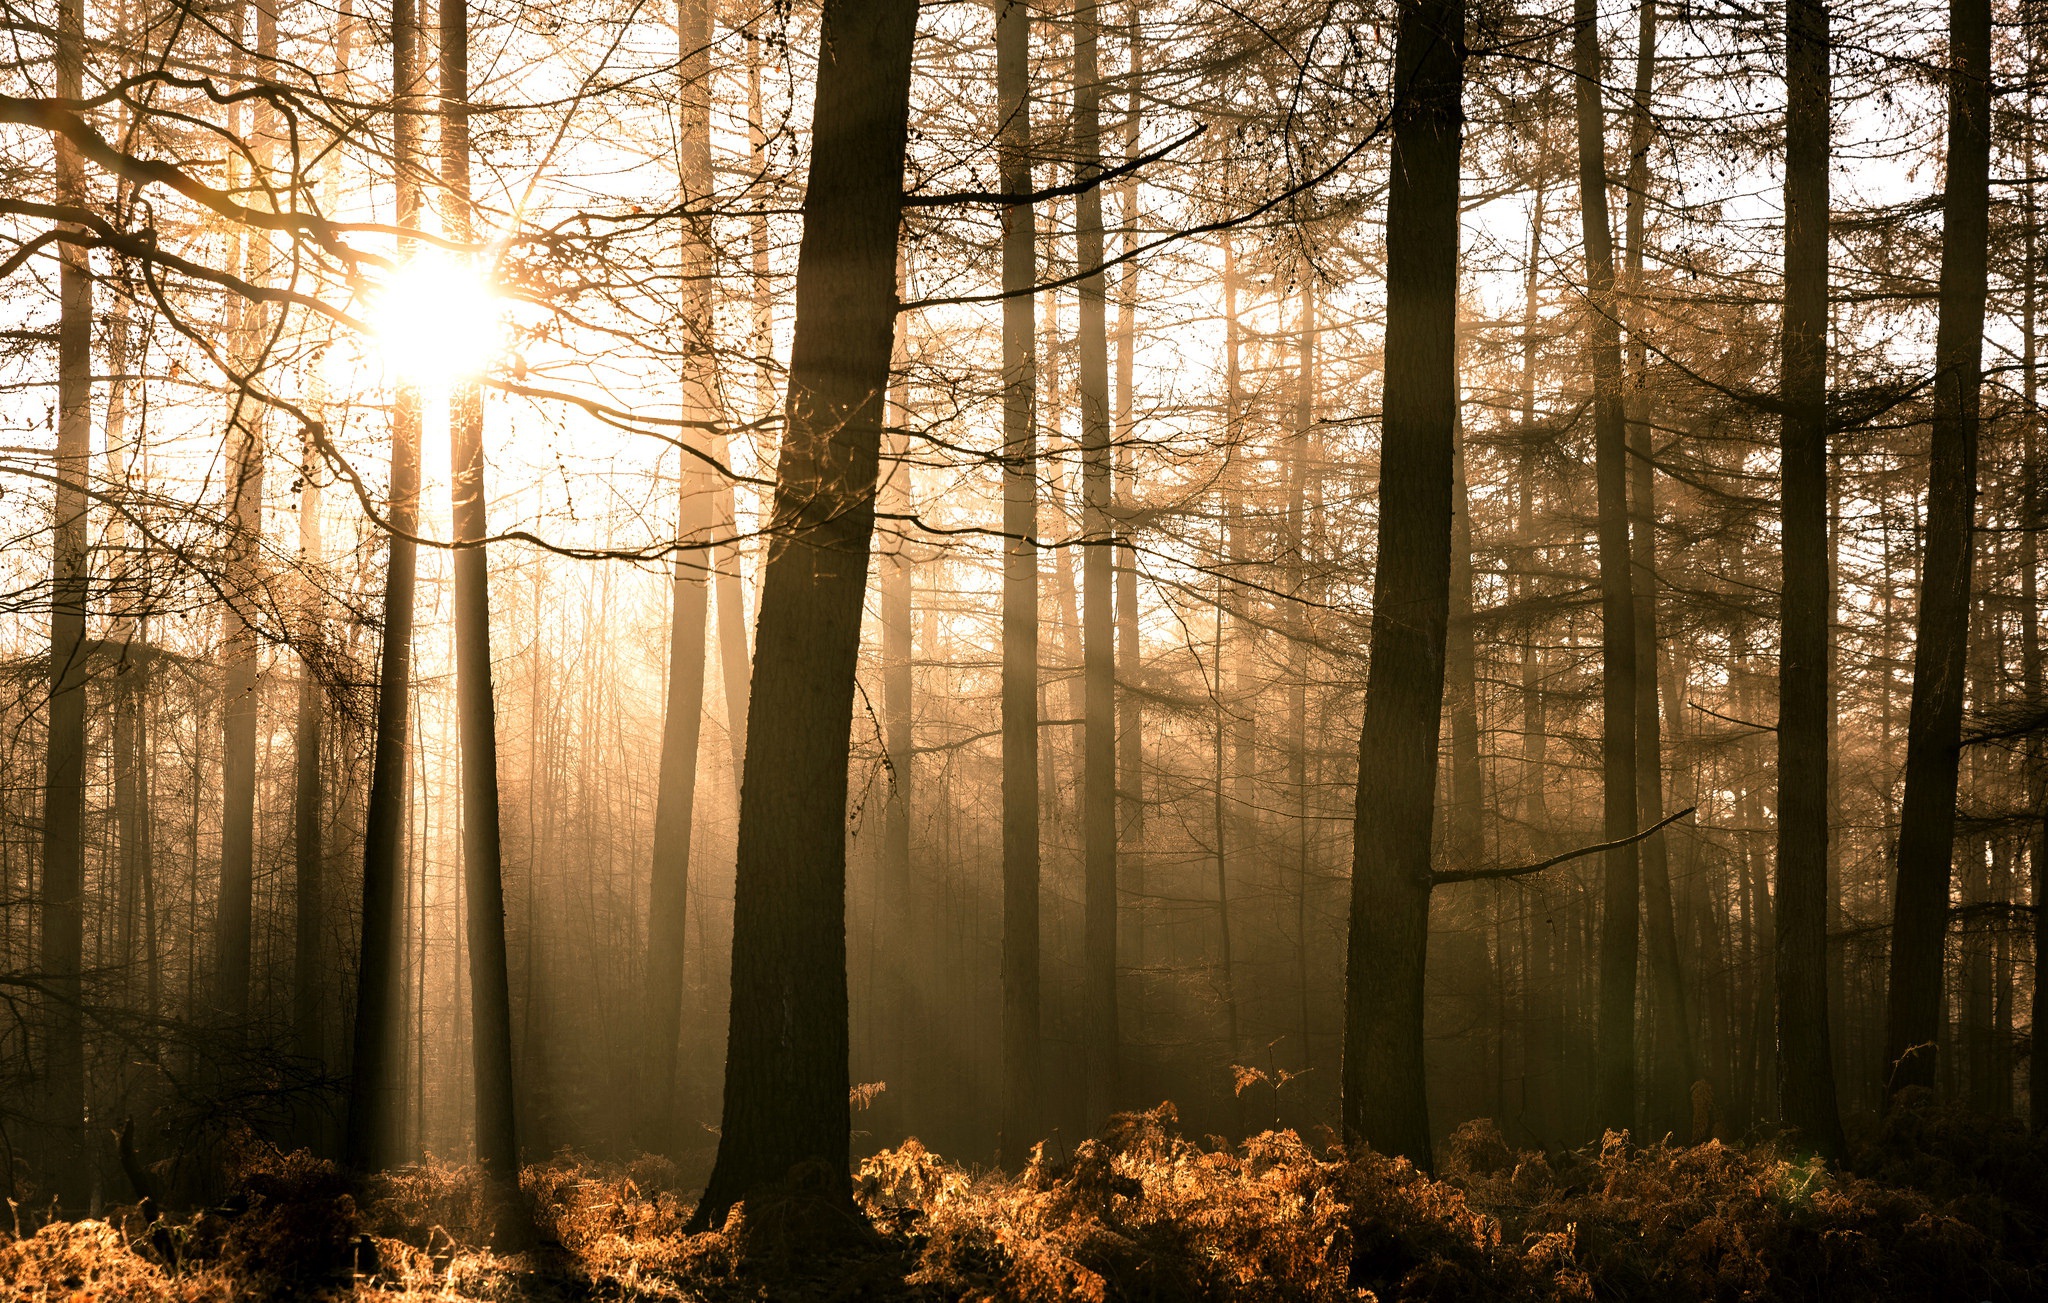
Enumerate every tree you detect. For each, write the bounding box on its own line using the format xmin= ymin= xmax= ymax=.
xmin=1573 ymin=0 xmax=1642 ymax=1134
xmin=997 ymin=0 xmax=1043 ymax=1169
xmin=691 ymin=0 xmax=922 ymax=1227
xmin=1342 ymin=0 xmax=1464 ymax=1170
xmin=345 ymin=0 xmax=427 ymax=1177
xmin=1076 ymin=0 xmax=1120 ymax=1136
xmin=1883 ymin=0 xmax=1991 ymax=1097
xmin=37 ymin=0 xmax=90 ymax=1205
xmin=1775 ymin=0 xmax=1846 ymax=1157
xmin=639 ymin=0 xmax=719 ymax=1155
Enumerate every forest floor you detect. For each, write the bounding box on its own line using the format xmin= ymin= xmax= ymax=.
xmin=4 ymin=1097 xmax=2044 ymax=1302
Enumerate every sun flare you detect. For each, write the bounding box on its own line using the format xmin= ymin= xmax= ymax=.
xmin=368 ymin=253 xmax=503 ymax=385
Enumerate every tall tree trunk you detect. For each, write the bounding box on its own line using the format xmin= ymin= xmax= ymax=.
xmin=997 ymin=0 xmax=1043 ymax=1168
xmin=39 ymin=0 xmax=91 ymax=1203
xmin=345 ymin=0 xmax=425 ymax=1173
xmin=639 ymin=0 xmax=719 ymax=1157
xmin=1075 ymin=0 xmax=1119 ymax=1132
xmin=442 ymin=0 xmax=525 ymax=1221
xmin=1445 ymin=416 xmax=1483 ymax=869
xmin=1114 ymin=2 xmax=1144 ymax=981
xmin=1620 ymin=0 xmax=1696 ymax=1140
xmin=1342 ymin=0 xmax=1463 ymax=1169
xmin=1574 ymin=0 xmax=1642 ymax=1133
xmin=296 ymin=405 xmax=328 ymax=1074
xmin=1884 ymin=0 xmax=1989 ymax=1098
xmin=2021 ymin=37 xmax=2044 ymax=1132
xmin=689 ymin=0 xmax=919 ymax=1227
xmin=1775 ymin=0 xmax=1846 ymax=1156
xmin=217 ymin=0 xmax=277 ymax=1024
xmin=879 ymin=298 xmax=916 ymax=1124
xmin=1290 ymin=271 xmax=1316 ymax=1086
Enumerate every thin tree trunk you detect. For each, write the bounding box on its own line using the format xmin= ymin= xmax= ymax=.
xmin=442 ymin=0 xmax=526 ymax=1224
xmin=689 ymin=0 xmax=919 ymax=1227
xmin=296 ymin=404 xmax=328 ymax=1074
xmin=216 ymin=0 xmax=277 ymax=1023
xmin=1342 ymin=0 xmax=1463 ymax=1169
xmin=1075 ymin=0 xmax=1119 ymax=1132
xmin=345 ymin=0 xmax=424 ymax=1174
xmin=1574 ymin=0 xmax=1642 ymax=1133
xmin=639 ymin=0 xmax=719 ymax=1158
xmin=997 ymin=0 xmax=1043 ymax=1169
xmin=1775 ymin=0 xmax=1846 ymax=1156
xmin=1114 ymin=1 xmax=1144 ymax=982
xmin=39 ymin=0 xmax=91 ymax=1202
xmin=1884 ymin=0 xmax=1989 ymax=1098
xmin=1446 ymin=415 xmax=1483 ymax=868
xmin=879 ymin=296 xmax=915 ymax=1125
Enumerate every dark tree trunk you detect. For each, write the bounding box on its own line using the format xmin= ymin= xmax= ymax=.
xmin=1775 ymin=0 xmax=1846 ymax=1157
xmin=343 ymin=0 xmax=423 ymax=1176
xmin=1574 ymin=0 xmax=1642 ymax=1134
xmin=1621 ymin=0 xmax=1697 ymax=1139
xmin=441 ymin=0 xmax=525 ymax=1224
xmin=1075 ymin=0 xmax=1119 ymax=1132
xmin=295 ymin=426 xmax=327 ymax=1079
xmin=1445 ymin=417 xmax=1483 ymax=870
xmin=639 ymin=0 xmax=718 ymax=1156
xmin=38 ymin=0 xmax=90 ymax=1203
xmin=1883 ymin=0 xmax=1989 ymax=1097
xmin=1342 ymin=0 xmax=1463 ymax=1169
xmin=690 ymin=0 xmax=919 ymax=1227
xmin=879 ymin=311 xmax=915 ymax=1122
xmin=997 ymin=0 xmax=1043 ymax=1169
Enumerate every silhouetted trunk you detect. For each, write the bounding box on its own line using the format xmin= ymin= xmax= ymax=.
xmin=1289 ymin=271 xmax=1316 ymax=1086
xmin=997 ymin=0 xmax=1042 ymax=1168
xmin=442 ymin=0 xmax=524 ymax=1219
xmin=1445 ymin=417 xmax=1482 ymax=868
xmin=1574 ymin=0 xmax=1641 ymax=1133
xmin=345 ymin=0 xmax=424 ymax=1175
xmin=879 ymin=305 xmax=915 ymax=1113
xmin=690 ymin=0 xmax=919 ymax=1227
xmin=1075 ymin=0 xmax=1119 ymax=1131
xmin=639 ymin=0 xmax=718 ymax=1156
xmin=296 ymin=422 xmax=327 ymax=1072
xmin=1775 ymin=0 xmax=1845 ymax=1157
xmin=1342 ymin=0 xmax=1463 ymax=1169
xmin=1884 ymin=0 xmax=1988 ymax=1097
xmin=1114 ymin=2 xmax=1143 ymax=938
xmin=216 ymin=0 xmax=278 ymax=1026
xmin=2023 ymin=73 xmax=2045 ymax=1132
xmin=1621 ymin=0 xmax=1696 ymax=1137
xmin=38 ymin=0 xmax=90 ymax=1202
xmin=713 ymin=461 xmax=751 ymax=787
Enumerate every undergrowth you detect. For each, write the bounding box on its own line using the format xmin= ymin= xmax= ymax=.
xmin=2 ymin=1097 xmax=2040 ymax=1301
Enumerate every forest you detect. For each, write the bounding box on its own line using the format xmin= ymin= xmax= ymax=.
xmin=0 ymin=0 xmax=2045 ymax=1296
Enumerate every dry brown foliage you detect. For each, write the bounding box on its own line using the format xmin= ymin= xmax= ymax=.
xmin=2 ymin=1098 xmax=2040 ymax=1301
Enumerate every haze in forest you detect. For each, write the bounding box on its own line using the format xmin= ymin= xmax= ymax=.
xmin=0 ymin=0 xmax=2041 ymax=1290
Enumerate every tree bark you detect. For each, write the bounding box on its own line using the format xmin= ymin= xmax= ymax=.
xmin=1075 ymin=0 xmax=1119 ymax=1132
xmin=1620 ymin=0 xmax=1696 ymax=1139
xmin=39 ymin=0 xmax=91 ymax=1203
xmin=639 ymin=0 xmax=719 ymax=1157
xmin=690 ymin=0 xmax=919 ymax=1227
xmin=997 ymin=0 xmax=1043 ymax=1169
xmin=1775 ymin=0 xmax=1846 ymax=1157
xmin=1445 ymin=415 xmax=1483 ymax=869
xmin=442 ymin=0 xmax=525 ymax=1222
xmin=1884 ymin=0 xmax=1989 ymax=1098
xmin=345 ymin=0 xmax=425 ymax=1174
xmin=216 ymin=0 xmax=277 ymax=1024
xmin=1342 ymin=0 xmax=1463 ymax=1169
xmin=1574 ymin=0 xmax=1642 ymax=1134
xmin=343 ymin=0 xmax=425 ymax=1174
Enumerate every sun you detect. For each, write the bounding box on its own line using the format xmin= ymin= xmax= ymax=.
xmin=368 ymin=252 xmax=504 ymax=385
